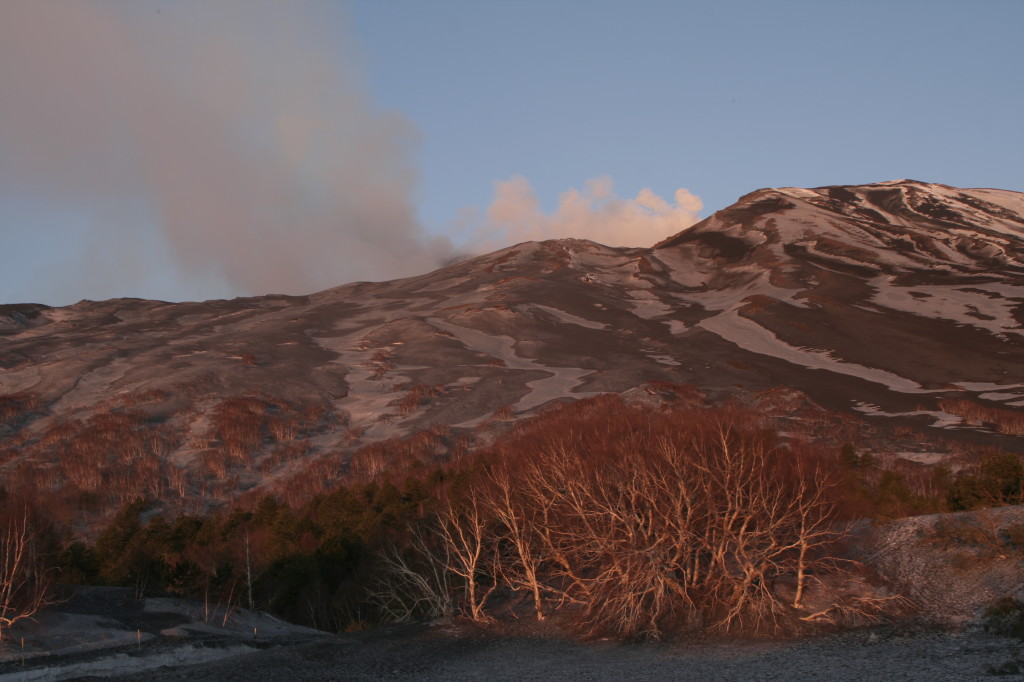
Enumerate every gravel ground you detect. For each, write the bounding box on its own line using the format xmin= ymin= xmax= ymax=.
xmin=89 ymin=622 xmax=1024 ymax=682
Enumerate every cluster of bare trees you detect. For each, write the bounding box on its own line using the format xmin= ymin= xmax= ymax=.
xmin=3 ymin=390 xmax=337 ymax=525
xmin=32 ymin=411 xmax=181 ymax=506
xmin=940 ymin=399 xmax=1024 ymax=436
xmin=373 ymin=406 xmax=852 ymax=638
xmin=200 ymin=396 xmax=333 ymax=479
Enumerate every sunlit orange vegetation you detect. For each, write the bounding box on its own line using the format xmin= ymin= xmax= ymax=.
xmin=273 ymin=453 xmax=348 ymax=507
xmin=208 ymin=397 xmax=267 ymax=462
xmin=274 ymin=425 xmax=466 ymax=508
xmin=99 ymin=388 xmax=170 ymax=410
xmin=368 ymin=349 xmax=396 ymax=380
xmin=642 ymin=380 xmax=705 ymax=406
xmin=391 ymin=384 xmax=447 ymax=415
xmin=836 ymin=453 xmax=950 ymax=520
xmin=203 ymin=396 xmax=333 ymax=475
xmin=348 ymin=426 xmax=462 ymax=482
xmin=27 ymin=393 xmax=1013 ymax=638
xmin=940 ymin=398 xmax=1024 ymax=436
xmin=369 ymin=397 xmax=866 ymax=638
xmin=491 ymin=404 xmax=515 ymax=421
xmin=52 ymin=411 xmax=178 ymax=499
xmin=754 ymin=386 xmax=815 ymax=413
xmin=0 ymin=393 xmax=44 ymax=431
xmin=0 ymin=407 xmax=185 ymax=526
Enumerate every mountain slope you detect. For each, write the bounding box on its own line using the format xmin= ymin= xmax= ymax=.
xmin=2 ymin=180 xmax=1022 ymax=514
xmin=652 ymin=180 xmax=1024 ymax=411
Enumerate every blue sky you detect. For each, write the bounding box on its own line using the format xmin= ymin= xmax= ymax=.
xmin=349 ymin=0 xmax=1023 ymax=224
xmin=1 ymin=0 xmax=1022 ymax=306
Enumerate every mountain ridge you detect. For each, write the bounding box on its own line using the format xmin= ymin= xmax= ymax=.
xmin=2 ymin=180 xmax=1023 ymax=517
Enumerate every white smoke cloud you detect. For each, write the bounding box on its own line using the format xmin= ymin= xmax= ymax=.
xmin=0 ymin=1 xmax=450 ymax=303
xmin=471 ymin=175 xmax=702 ymax=251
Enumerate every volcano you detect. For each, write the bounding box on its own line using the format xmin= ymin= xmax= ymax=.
xmin=2 ymin=180 xmax=1022 ymax=513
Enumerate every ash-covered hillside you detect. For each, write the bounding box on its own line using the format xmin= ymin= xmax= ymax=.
xmin=1 ymin=180 xmax=1023 ymax=516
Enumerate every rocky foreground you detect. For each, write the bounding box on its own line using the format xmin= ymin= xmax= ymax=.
xmin=4 ymin=617 xmax=1022 ymax=681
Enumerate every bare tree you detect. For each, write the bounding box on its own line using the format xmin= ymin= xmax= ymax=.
xmin=0 ymin=509 xmax=53 ymax=640
xmin=483 ymin=464 xmax=548 ymax=621
xmin=366 ymin=527 xmax=454 ymax=622
xmin=435 ymin=493 xmax=497 ymax=622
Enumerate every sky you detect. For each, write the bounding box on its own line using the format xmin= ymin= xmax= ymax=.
xmin=1 ymin=0 xmax=1022 ymax=306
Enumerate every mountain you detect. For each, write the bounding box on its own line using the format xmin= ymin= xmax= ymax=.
xmin=2 ymin=180 xmax=1023 ymax=516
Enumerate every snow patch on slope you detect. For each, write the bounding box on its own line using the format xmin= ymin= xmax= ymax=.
xmin=699 ymin=311 xmax=934 ymax=393
xmin=429 ymin=319 xmax=600 ymax=417
xmin=626 ymin=290 xmax=684 ymax=333
xmin=870 ymin=277 xmax=1024 ymax=338
xmin=853 ymin=402 xmax=963 ymax=429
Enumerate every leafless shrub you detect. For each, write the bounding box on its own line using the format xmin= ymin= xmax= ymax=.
xmin=932 ymin=509 xmax=1024 ymax=561
xmin=491 ymin=404 xmax=515 ymax=421
xmin=393 ymin=384 xmax=446 ymax=416
xmin=366 ymin=530 xmax=454 ymax=622
xmin=941 ymin=399 xmax=1024 ymax=436
xmin=367 ymin=349 xmax=396 ymax=381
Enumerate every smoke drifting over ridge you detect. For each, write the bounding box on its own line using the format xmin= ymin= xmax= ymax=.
xmin=0 ymin=1 xmax=449 ymax=302
xmin=0 ymin=2 xmax=704 ymax=304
